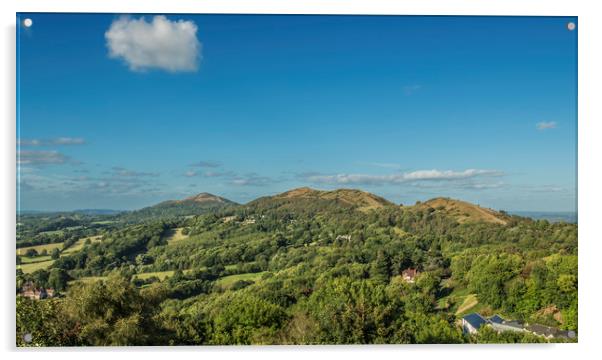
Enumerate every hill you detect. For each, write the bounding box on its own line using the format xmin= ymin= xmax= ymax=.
xmin=247 ymin=187 xmax=395 ymax=213
xmin=119 ymin=193 xmax=237 ymax=221
xmin=412 ymin=197 xmax=508 ymax=225
xmin=18 ymin=187 xmax=578 ymax=345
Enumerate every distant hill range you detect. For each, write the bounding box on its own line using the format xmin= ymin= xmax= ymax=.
xmin=72 ymin=209 xmax=123 ymax=216
xmin=20 ymin=188 xmax=576 ymax=224
xmin=509 ymin=211 xmax=577 ymax=223
xmin=247 ymin=187 xmax=395 ymax=214
xmin=118 ymin=192 xmax=238 ymax=221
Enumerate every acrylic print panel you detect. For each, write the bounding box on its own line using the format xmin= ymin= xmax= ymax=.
xmin=16 ymin=13 xmax=577 ymax=346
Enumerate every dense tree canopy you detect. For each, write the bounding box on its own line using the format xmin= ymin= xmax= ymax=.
xmin=16 ymin=191 xmax=578 ymax=345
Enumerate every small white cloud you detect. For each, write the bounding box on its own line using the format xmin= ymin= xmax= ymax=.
xmin=461 ymin=182 xmax=505 ymax=190
xmin=111 ymin=166 xmax=159 ymax=177
xmin=402 ymin=169 xmax=502 ymax=181
xmin=190 ymin=160 xmax=221 ymax=168
xmin=230 ymin=173 xmax=276 ymax=187
xmin=18 ymin=150 xmax=70 ymax=165
xmin=536 ymin=121 xmax=557 ymax=130
xmin=105 ymin=15 xmax=201 ymax=72
xmin=18 ymin=139 xmax=41 ymax=146
xmin=184 ymin=170 xmax=198 ymax=177
xmin=18 ymin=137 xmax=85 ymax=146
xmin=52 ymin=137 xmax=85 ymax=145
xmin=302 ymin=169 xmax=503 ymax=186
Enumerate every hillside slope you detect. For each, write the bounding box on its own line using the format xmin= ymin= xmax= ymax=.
xmin=413 ymin=197 xmax=508 ymax=225
xmin=120 ymin=193 xmax=237 ymax=221
xmin=248 ymin=187 xmax=395 ymax=213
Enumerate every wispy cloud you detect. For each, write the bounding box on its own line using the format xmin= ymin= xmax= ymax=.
xmin=18 ymin=137 xmax=86 ymax=146
xmin=523 ymin=185 xmax=567 ymax=193
xmin=20 ymin=165 xmax=164 ymax=197
xmin=230 ymin=173 xmax=280 ymax=187
xmin=300 ymin=169 xmax=503 ymax=186
xmin=105 ymin=15 xmax=201 ymax=72
xmin=403 ymin=84 xmax=422 ymax=96
xmin=18 ymin=150 xmax=72 ymax=166
xmin=190 ymin=160 xmax=221 ymax=168
xmin=111 ymin=166 xmax=159 ymax=178
xmin=365 ymin=162 xmax=403 ymax=170
xmin=18 ymin=139 xmax=42 ymax=146
xmin=460 ymin=182 xmax=506 ymax=190
xmin=536 ymin=121 xmax=557 ymax=130
xmin=203 ymin=170 xmax=236 ymax=178
xmin=184 ymin=170 xmax=232 ymax=178
xmin=52 ymin=137 xmax=86 ymax=145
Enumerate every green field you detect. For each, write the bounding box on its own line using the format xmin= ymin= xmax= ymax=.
xmin=17 ymin=236 xmax=104 ymax=274
xmin=18 ymin=259 xmax=55 ymax=274
xmin=63 ymin=235 xmax=102 ymax=255
xmin=92 ymin=220 xmax=117 ymax=225
xmin=68 ymin=276 xmax=108 ymax=286
xmin=162 ymin=228 xmax=189 ymax=244
xmin=17 ymin=242 xmax=64 ymax=256
xmin=216 ymin=271 xmax=267 ymax=288
xmin=39 ymin=229 xmax=65 ymax=236
xmin=133 ymin=268 xmax=196 ymax=281
xmin=62 ymin=240 xmax=85 ymax=255
xmin=134 ymin=270 xmax=176 ymax=280
xmin=455 ymin=294 xmax=479 ymax=315
xmin=20 ymin=255 xmax=52 ymax=264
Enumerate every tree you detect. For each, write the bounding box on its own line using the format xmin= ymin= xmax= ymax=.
xmin=370 ymin=251 xmax=391 ymax=285
xmin=61 ymin=273 xmax=167 ymax=345
xmin=50 ymin=248 xmax=61 ymax=260
xmin=48 ymin=268 xmax=71 ymax=291
xmin=304 ymin=276 xmax=402 ymax=344
xmin=25 ymin=249 xmax=38 ymax=257
xmin=16 ymin=296 xmax=79 ymax=346
xmin=209 ymin=292 xmax=288 ymax=344
xmin=404 ymin=313 xmax=463 ymax=344
xmin=466 ymin=254 xmax=523 ymax=308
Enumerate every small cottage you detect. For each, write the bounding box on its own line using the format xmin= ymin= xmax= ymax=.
xmin=20 ymin=282 xmax=55 ymax=300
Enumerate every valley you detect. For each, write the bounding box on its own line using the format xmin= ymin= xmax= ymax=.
xmin=16 ymin=187 xmax=578 ymax=345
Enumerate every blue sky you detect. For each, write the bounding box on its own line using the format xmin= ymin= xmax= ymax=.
xmin=17 ymin=14 xmax=577 ymax=212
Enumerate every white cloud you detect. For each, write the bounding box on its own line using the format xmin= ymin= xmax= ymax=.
xmin=52 ymin=137 xmax=85 ymax=145
xmin=230 ymin=173 xmax=277 ymax=187
xmin=18 ymin=151 xmax=70 ymax=165
xmin=105 ymin=15 xmax=201 ymax=72
xmin=18 ymin=137 xmax=85 ymax=146
xmin=402 ymin=169 xmax=502 ymax=181
xmin=18 ymin=139 xmax=41 ymax=146
xmin=461 ymin=182 xmax=505 ymax=190
xmin=303 ymin=169 xmax=503 ymax=186
xmin=111 ymin=166 xmax=159 ymax=177
xmin=536 ymin=121 xmax=557 ymax=130
xmin=190 ymin=160 xmax=221 ymax=168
